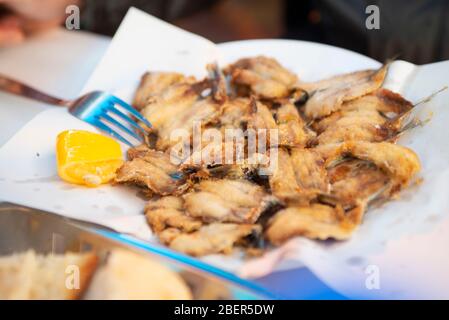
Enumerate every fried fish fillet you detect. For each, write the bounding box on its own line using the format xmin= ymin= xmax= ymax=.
xmin=183 ymin=179 xmax=273 ymax=224
xmin=180 ymin=136 xmax=245 ymax=169
xmin=126 ymin=144 xmax=153 ymax=160
xmin=312 ymin=104 xmax=385 ymax=134
xmin=369 ymin=88 xmax=414 ymax=116
xmin=312 ymin=89 xmax=414 ymax=144
xmin=127 ymin=58 xmax=423 ymax=254
xmin=302 ymin=65 xmax=388 ymax=119
xmin=247 ymin=98 xmax=278 ymax=131
xmin=246 ymin=98 xmax=278 ymax=150
xmin=290 ymin=148 xmax=330 ymax=193
xmin=344 ymin=141 xmax=421 ymax=188
xmin=326 ymin=159 xmax=390 ymax=209
xmin=276 ymin=102 xmax=315 ymax=147
xmin=133 ymin=72 xmax=195 ymax=110
xmin=315 ymin=121 xmax=388 ymax=145
xmin=115 ymin=147 xmax=186 ymax=195
xmin=247 ymin=99 xmax=313 ymax=148
xmin=207 ymin=63 xmax=228 ymax=103
xmin=320 ymin=141 xmax=421 ymax=191
xmin=268 ymin=148 xmax=301 ymax=201
xmin=269 ymin=148 xmax=329 ymax=204
xmin=225 ymin=56 xmax=298 ymax=99
xmin=266 ymin=204 xmax=358 ymax=244
xmin=160 ymin=223 xmax=261 ymax=256
xmin=160 ymin=100 xmax=221 ymax=150
xmin=178 ymin=98 xmax=252 ymax=169
xmin=145 ymin=196 xmax=202 ymax=233
xmin=219 ymin=97 xmax=252 ymax=129
xmin=141 ymin=77 xmax=221 ymax=150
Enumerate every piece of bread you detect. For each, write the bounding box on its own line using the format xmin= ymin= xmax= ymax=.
xmin=0 ymin=250 xmax=98 ymax=300
xmin=84 ymin=249 xmax=192 ymax=300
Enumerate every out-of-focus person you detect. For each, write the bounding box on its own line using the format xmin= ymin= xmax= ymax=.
xmin=1 ymin=0 xmax=448 ymax=64
xmin=0 ymin=0 xmax=284 ymax=47
xmin=286 ymin=0 xmax=449 ymax=64
xmin=80 ymin=0 xmax=284 ymax=41
xmin=0 ymin=0 xmax=79 ymax=46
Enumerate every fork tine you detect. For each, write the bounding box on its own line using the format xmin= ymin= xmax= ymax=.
xmin=108 ymin=107 xmax=146 ymax=134
xmin=90 ymin=118 xmax=133 ymax=146
xmin=101 ymin=113 xmax=143 ymax=142
xmin=109 ymin=96 xmax=152 ymax=128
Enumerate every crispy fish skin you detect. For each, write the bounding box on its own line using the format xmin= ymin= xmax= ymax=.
xmin=311 ymin=87 xmax=412 ymax=133
xmin=266 ymin=204 xmax=357 ymax=244
xmin=276 ymin=102 xmax=315 ymax=147
xmin=327 ymin=159 xmax=390 ymax=209
xmin=115 ymin=148 xmax=186 ymax=195
xmin=163 ymin=223 xmax=261 ymax=256
xmin=127 ymin=57 xmax=423 ymax=253
xmin=133 ymin=72 xmax=194 ymax=110
xmin=126 ymin=144 xmax=153 ymax=160
xmin=302 ymin=65 xmax=388 ymax=119
xmin=312 ymin=89 xmax=414 ymax=144
xmin=312 ymin=106 xmax=385 ymax=134
xmin=179 ymin=98 xmax=251 ymax=169
xmin=247 ymin=99 xmax=313 ymax=148
xmin=158 ymin=98 xmax=221 ymax=151
xmin=269 ymin=148 xmax=302 ymax=202
xmin=225 ymin=56 xmax=298 ymax=99
xmin=141 ymin=81 xmax=198 ymax=127
xmin=183 ymin=179 xmax=273 ymax=224
xmin=207 ymin=63 xmax=228 ymax=103
xmin=145 ymin=196 xmax=202 ymax=233
xmin=219 ymin=97 xmax=252 ymax=129
xmin=344 ymin=141 xmax=421 ymax=188
xmin=247 ymin=98 xmax=314 ymax=147
xmin=158 ymin=227 xmax=182 ymax=244
xmin=269 ymin=148 xmax=328 ymax=204
xmin=290 ymin=148 xmax=330 ymax=194
xmin=320 ymin=141 xmax=421 ymax=190
xmin=246 ymin=98 xmax=279 ymax=149
xmin=247 ymin=98 xmax=278 ymax=131
xmin=316 ymin=122 xmax=388 ymax=145
xmin=140 ymin=77 xmax=221 ymax=150
xmin=373 ymin=88 xmax=414 ymax=116
xmin=180 ymin=139 xmax=242 ymax=170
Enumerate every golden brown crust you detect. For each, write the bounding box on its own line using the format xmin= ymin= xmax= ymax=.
xmin=266 ymin=204 xmax=357 ymax=244
xmin=327 ymin=159 xmax=390 ymax=209
xmin=123 ymin=57 xmax=423 ymax=254
xmin=225 ymin=56 xmax=298 ymax=99
xmin=166 ymin=223 xmax=261 ymax=256
xmin=183 ymin=179 xmax=273 ymax=224
xmin=139 ymin=74 xmax=221 ymax=150
xmin=269 ymin=148 xmax=329 ymax=205
xmin=302 ymin=65 xmax=388 ymax=119
xmin=276 ymin=102 xmax=315 ymax=147
xmin=133 ymin=72 xmax=193 ymax=110
xmin=145 ymin=196 xmax=202 ymax=233
xmin=311 ymin=88 xmax=414 ymax=144
xmin=115 ymin=147 xmax=187 ymax=196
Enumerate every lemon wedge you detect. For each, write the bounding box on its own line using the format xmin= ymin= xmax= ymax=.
xmin=56 ymin=130 xmax=124 ymax=187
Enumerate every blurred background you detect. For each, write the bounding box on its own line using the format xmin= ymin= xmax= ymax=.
xmin=0 ymin=0 xmax=448 ymax=64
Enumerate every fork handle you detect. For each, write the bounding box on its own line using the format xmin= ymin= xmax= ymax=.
xmin=0 ymin=74 xmax=69 ymax=106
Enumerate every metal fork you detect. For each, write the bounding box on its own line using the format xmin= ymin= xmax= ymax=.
xmin=0 ymin=75 xmax=152 ymax=146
